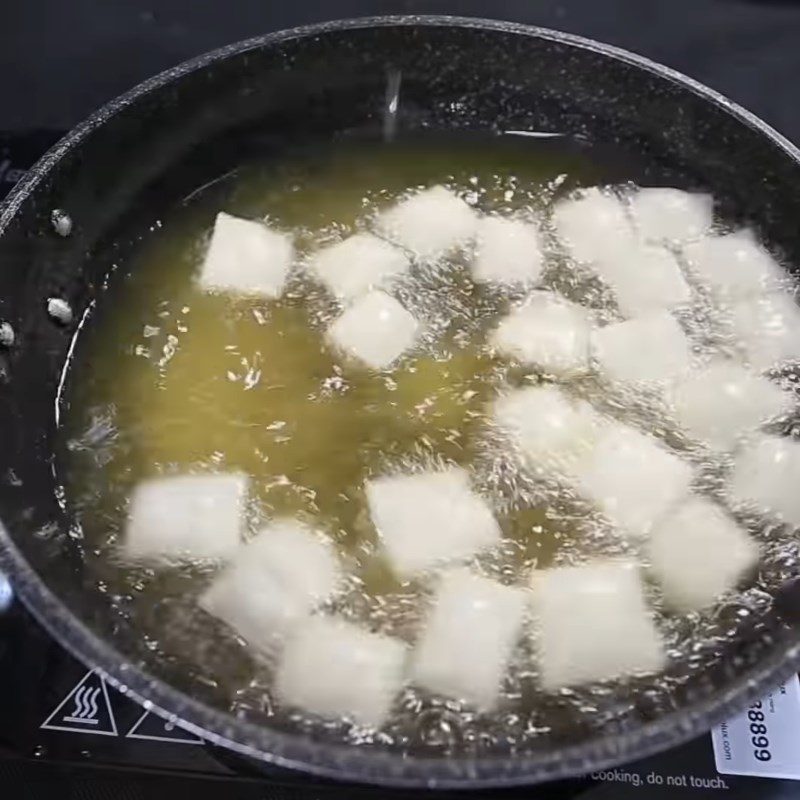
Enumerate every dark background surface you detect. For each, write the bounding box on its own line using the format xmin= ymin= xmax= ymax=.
xmin=3 ymin=0 xmax=800 ymax=145
xmin=2 ymin=1 xmax=800 ymax=798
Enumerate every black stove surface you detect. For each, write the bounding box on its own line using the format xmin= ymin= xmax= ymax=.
xmin=4 ymin=2 xmax=800 ymax=797
xmin=0 ymin=598 xmax=777 ymax=799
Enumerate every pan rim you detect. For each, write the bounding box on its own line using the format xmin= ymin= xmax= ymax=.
xmin=2 ymin=14 xmax=800 ymax=788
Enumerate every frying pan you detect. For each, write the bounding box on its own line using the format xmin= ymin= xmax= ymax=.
xmin=1 ymin=15 xmax=800 ymax=790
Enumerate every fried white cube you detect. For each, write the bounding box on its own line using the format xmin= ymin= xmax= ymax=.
xmin=592 ymin=312 xmax=692 ymax=383
xmin=491 ymin=291 xmax=591 ymax=377
xmin=309 ymin=233 xmax=410 ymax=301
xmin=629 ymin=188 xmax=713 ymax=242
xmin=670 ymin=362 xmax=793 ymax=451
xmin=275 ymin=617 xmax=406 ymax=728
xmin=411 ymin=570 xmax=527 ymax=709
xmin=532 ymin=560 xmax=665 ymax=690
xmin=326 ymin=290 xmax=419 ymax=369
xmin=595 ymin=243 xmax=691 ymax=317
xmin=123 ymin=473 xmax=246 ymax=563
xmin=376 ymin=185 xmax=476 ymax=258
xmin=729 ymin=435 xmax=800 ymax=526
xmin=199 ymin=212 xmax=293 ymax=298
xmin=683 ymin=229 xmax=783 ymax=299
xmin=471 ymin=215 xmax=544 ymax=286
xmin=647 ymin=497 xmax=758 ymax=611
xmin=576 ymin=424 xmax=692 ymax=539
xmin=199 ymin=520 xmax=340 ymax=654
xmin=728 ymin=292 xmax=800 ymax=371
xmin=553 ymin=187 xmax=634 ymax=263
xmin=492 ymin=385 xmax=603 ymax=478
xmin=366 ymin=466 xmax=500 ymax=577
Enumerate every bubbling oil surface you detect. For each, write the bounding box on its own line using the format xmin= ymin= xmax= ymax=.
xmin=59 ymin=134 xmax=800 ymax=756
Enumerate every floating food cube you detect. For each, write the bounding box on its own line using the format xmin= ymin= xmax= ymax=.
xmin=729 ymin=434 xmax=800 ymax=527
xmin=492 ymin=385 xmax=603 ymax=478
xmin=376 ymin=185 xmax=477 ymax=259
xmin=200 ymin=519 xmax=341 ymax=655
xmin=683 ymin=230 xmax=783 ymax=299
xmin=491 ymin=291 xmax=592 ymax=377
xmin=728 ymin=292 xmax=800 ymax=371
xmin=647 ymin=497 xmax=758 ymax=611
xmin=629 ymin=188 xmax=713 ymax=242
xmin=594 ymin=243 xmax=691 ymax=318
xmin=592 ymin=312 xmax=692 ymax=383
xmin=411 ymin=569 xmax=527 ymax=709
xmin=532 ymin=560 xmax=665 ymax=690
xmin=471 ymin=215 xmax=544 ymax=286
xmin=123 ymin=473 xmax=247 ymax=563
xmin=553 ymin=187 xmax=634 ymax=263
xmin=275 ymin=616 xmax=406 ymax=728
xmin=326 ymin=290 xmax=419 ymax=370
xmin=199 ymin=212 xmax=293 ymax=298
xmin=365 ymin=466 xmax=500 ymax=577
xmin=576 ymin=423 xmax=692 ymax=539
xmin=309 ymin=232 xmax=410 ymax=301
xmin=670 ymin=361 xmax=793 ymax=451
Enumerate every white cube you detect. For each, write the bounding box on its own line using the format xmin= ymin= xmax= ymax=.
xmin=683 ymin=230 xmax=783 ymax=299
xmin=492 ymin=385 xmax=603 ymax=478
xmin=670 ymin=362 xmax=793 ymax=451
xmin=553 ymin=187 xmax=634 ymax=263
xmin=490 ymin=291 xmax=591 ymax=377
xmin=200 ymin=519 xmax=341 ymax=654
xmin=629 ymin=188 xmax=713 ymax=242
xmin=123 ymin=473 xmax=247 ymax=563
xmin=308 ymin=233 xmax=410 ymax=301
xmin=411 ymin=570 xmax=527 ymax=710
xmin=592 ymin=312 xmax=692 ymax=383
xmin=532 ymin=560 xmax=665 ymax=690
xmin=366 ymin=466 xmax=501 ymax=577
xmin=326 ymin=290 xmax=419 ymax=370
xmin=729 ymin=435 xmax=800 ymax=526
xmin=471 ymin=215 xmax=544 ymax=286
xmin=275 ymin=616 xmax=406 ymax=728
xmin=728 ymin=292 xmax=800 ymax=371
xmin=647 ymin=497 xmax=758 ymax=611
xmin=199 ymin=212 xmax=293 ymax=298
xmin=576 ymin=423 xmax=692 ymax=539
xmin=594 ymin=243 xmax=691 ymax=318
xmin=376 ymin=185 xmax=476 ymax=259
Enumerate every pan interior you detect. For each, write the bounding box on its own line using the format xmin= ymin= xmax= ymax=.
xmin=56 ymin=126 xmax=800 ymax=758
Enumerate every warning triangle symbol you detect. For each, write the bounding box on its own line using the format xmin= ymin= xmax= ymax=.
xmin=126 ymin=709 xmax=204 ymax=744
xmin=41 ymin=669 xmax=118 ymax=736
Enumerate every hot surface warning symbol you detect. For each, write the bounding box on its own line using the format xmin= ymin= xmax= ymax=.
xmin=41 ymin=669 xmax=118 ymax=736
xmin=126 ymin=709 xmax=204 ymax=744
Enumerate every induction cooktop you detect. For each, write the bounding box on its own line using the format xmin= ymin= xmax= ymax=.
xmin=4 ymin=3 xmax=800 ymax=796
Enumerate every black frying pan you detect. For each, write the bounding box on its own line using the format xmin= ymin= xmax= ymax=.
xmin=1 ymin=15 xmax=800 ymax=790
